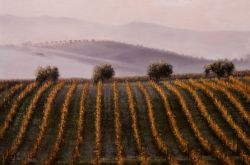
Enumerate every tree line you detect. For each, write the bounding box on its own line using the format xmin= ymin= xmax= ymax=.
xmin=35 ymin=59 xmax=236 ymax=83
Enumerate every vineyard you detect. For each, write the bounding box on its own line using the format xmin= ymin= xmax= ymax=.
xmin=0 ymin=77 xmax=250 ymax=164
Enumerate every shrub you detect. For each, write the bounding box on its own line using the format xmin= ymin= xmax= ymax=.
xmin=93 ymin=64 xmax=115 ymax=83
xmin=205 ymin=60 xmax=235 ymax=78
xmin=36 ymin=66 xmax=59 ymax=82
xmin=147 ymin=62 xmax=173 ymax=82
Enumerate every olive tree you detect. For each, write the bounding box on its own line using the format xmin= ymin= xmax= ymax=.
xmin=204 ymin=60 xmax=235 ymax=78
xmin=204 ymin=64 xmax=212 ymax=77
xmin=92 ymin=64 xmax=115 ymax=83
xmin=35 ymin=66 xmax=59 ymax=83
xmin=147 ymin=62 xmax=173 ymax=82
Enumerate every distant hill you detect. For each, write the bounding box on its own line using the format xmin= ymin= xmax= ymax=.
xmin=1 ymin=15 xmax=250 ymax=59
xmin=0 ymin=40 xmax=249 ymax=79
xmin=35 ymin=40 xmax=213 ymax=74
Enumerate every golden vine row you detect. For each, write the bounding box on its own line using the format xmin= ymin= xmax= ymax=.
xmin=165 ymin=81 xmax=211 ymax=151
xmin=0 ymin=83 xmax=25 ymax=108
xmin=177 ymin=80 xmax=237 ymax=152
xmin=0 ymin=82 xmax=37 ymax=140
xmin=22 ymin=82 xmax=65 ymax=164
xmin=174 ymin=80 xmax=235 ymax=165
xmin=150 ymin=81 xmax=188 ymax=153
xmin=191 ymin=80 xmax=250 ymax=150
xmin=113 ymin=81 xmax=125 ymax=165
xmin=210 ymin=79 xmax=250 ymax=126
xmin=162 ymin=81 xmax=211 ymax=165
xmin=138 ymin=82 xmax=179 ymax=165
xmin=126 ymin=81 xmax=149 ymax=165
xmin=215 ymin=79 xmax=250 ymax=102
xmin=44 ymin=82 xmax=77 ymax=165
xmin=229 ymin=77 xmax=250 ymax=92
xmin=70 ymin=83 xmax=89 ymax=164
xmin=92 ymin=81 xmax=103 ymax=165
xmin=3 ymin=81 xmax=52 ymax=162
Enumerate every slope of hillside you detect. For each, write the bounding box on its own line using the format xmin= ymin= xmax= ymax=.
xmin=41 ymin=40 xmax=214 ymax=72
xmin=1 ymin=15 xmax=250 ymax=59
xmin=0 ymin=77 xmax=249 ymax=164
xmin=0 ymin=40 xmax=213 ymax=79
xmin=114 ymin=22 xmax=250 ymax=59
xmin=0 ymin=45 xmax=94 ymax=79
xmin=1 ymin=40 xmax=249 ymax=79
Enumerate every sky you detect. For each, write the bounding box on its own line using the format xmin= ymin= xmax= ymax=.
xmin=0 ymin=0 xmax=250 ymax=31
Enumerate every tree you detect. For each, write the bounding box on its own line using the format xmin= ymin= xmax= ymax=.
xmin=204 ymin=64 xmax=212 ymax=77
xmin=147 ymin=62 xmax=173 ymax=82
xmin=223 ymin=61 xmax=235 ymax=76
xmin=205 ymin=60 xmax=235 ymax=78
xmin=93 ymin=64 xmax=115 ymax=83
xmin=36 ymin=66 xmax=59 ymax=83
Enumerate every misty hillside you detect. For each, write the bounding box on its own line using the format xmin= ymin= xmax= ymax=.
xmin=1 ymin=15 xmax=250 ymax=59
xmin=0 ymin=40 xmax=249 ymax=79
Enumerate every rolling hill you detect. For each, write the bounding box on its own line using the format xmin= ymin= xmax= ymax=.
xmin=1 ymin=40 xmax=249 ymax=79
xmin=1 ymin=15 xmax=250 ymax=59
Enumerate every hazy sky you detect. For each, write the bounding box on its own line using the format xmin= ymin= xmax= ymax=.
xmin=1 ymin=0 xmax=250 ymax=31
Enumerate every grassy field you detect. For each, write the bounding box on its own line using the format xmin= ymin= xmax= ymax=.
xmin=0 ymin=76 xmax=249 ymax=164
